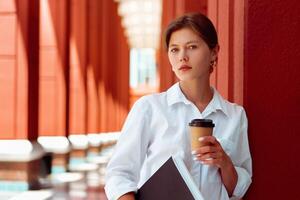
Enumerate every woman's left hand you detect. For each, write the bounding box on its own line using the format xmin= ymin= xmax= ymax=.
xmin=192 ymin=136 xmax=238 ymax=196
xmin=192 ymin=136 xmax=232 ymax=170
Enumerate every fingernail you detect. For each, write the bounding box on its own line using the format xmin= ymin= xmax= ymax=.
xmin=193 ymin=157 xmax=198 ymax=161
xmin=191 ymin=150 xmax=196 ymax=154
xmin=198 ymin=137 xmax=204 ymax=141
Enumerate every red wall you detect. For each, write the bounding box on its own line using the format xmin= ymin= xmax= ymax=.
xmin=244 ymin=0 xmax=300 ymax=199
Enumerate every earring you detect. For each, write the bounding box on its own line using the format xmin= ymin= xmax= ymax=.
xmin=209 ymin=60 xmax=216 ymax=73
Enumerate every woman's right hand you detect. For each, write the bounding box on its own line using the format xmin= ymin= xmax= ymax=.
xmin=118 ymin=192 xmax=135 ymax=200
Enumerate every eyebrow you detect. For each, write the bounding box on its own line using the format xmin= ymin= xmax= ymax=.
xmin=169 ymin=40 xmax=201 ymax=47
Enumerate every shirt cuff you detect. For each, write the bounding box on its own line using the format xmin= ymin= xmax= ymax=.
xmin=230 ymin=166 xmax=252 ymax=199
xmin=104 ymin=176 xmax=137 ymax=200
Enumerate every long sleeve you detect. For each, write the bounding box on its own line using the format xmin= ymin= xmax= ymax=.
xmin=104 ymin=97 xmax=151 ymax=200
xmin=231 ymin=108 xmax=252 ymax=199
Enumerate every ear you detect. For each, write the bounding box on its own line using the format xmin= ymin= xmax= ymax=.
xmin=211 ymin=45 xmax=220 ymax=61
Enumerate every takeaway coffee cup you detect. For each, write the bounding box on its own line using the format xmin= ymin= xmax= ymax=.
xmin=189 ymin=119 xmax=215 ymax=151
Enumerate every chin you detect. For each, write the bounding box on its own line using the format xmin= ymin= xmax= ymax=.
xmin=176 ymin=76 xmax=197 ymax=82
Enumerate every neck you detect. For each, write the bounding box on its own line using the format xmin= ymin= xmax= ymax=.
xmin=179 ymin=79 xmax=213 ymax=112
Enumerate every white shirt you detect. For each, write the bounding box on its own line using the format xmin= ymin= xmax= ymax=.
xmin=105 ymin=83 xmax=252 ymax=200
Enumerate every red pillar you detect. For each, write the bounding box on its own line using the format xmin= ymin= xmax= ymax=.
xmin=215 ymin=0 xmax=232 ymax=100
xmin=0 ymin=0 xmax=18 ymax=138
xmin=105 ymin=0 xmax=117 ymax=131
xmin=232 ymin=0 xmax=244 ymax=105
xmin=99 ymin=0 xmax=110 ymax=132
xmin=69 ymin=0 xmax=87 ymax=134
xmin=0 ymin=0 xmax=46 ymax=189
xmin=100 ymin=0 xmax=130 ymax=132
xmin=39 ymin=0 xmax=69 ymax=136
xmin=207 ymin=0 xmax=218 ymax=87
xmin=87 ymin=0 xmax=101 ymax=133
xmin=0 ymin=0 xmax=39 ymax=140
xmin=116 ymin=8 xmax=130 ymax=129
xmin=208 ymin=0 xmax=244 ymax=104
xmin=158 ymin=0 xmax=176 ymax=92
xmin=207 ymin=0 xmax=244 ymax=104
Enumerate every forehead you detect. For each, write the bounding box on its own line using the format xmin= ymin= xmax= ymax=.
xmin=169 ymin=28 xmax=203 ymax=45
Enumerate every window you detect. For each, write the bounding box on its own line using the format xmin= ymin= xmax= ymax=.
xmin=130 ymin=48 xmax=157 ymax=89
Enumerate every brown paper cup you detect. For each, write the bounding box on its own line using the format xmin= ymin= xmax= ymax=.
xmin=189 ymin=119 xmax=214 ymax=151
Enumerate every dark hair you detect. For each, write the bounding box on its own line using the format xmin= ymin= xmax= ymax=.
xmin=164 ymin=13 xmax=218 ymax=50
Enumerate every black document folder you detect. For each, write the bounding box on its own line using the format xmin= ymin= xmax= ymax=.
xmin=135 ymin=155 xmax=204 ymax=200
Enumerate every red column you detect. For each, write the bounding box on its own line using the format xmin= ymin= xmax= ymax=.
xmin=99 ymin=0 xmax=109 ymax=132
xmin=0 ymin=1 xmax=44 ymax=188
xmin=176 ymin=0 xmax=207 ymax=14
xmin=116 ymin=9 xmax=130 ymax=129
xmin=0 ymin=0 xmax=18 ymax=138
xmin=105 ymin=0 xmax=117 ymax=131
xmin=158 ymin=0 xmax=176 ymax=92
xmin=100 ymin=0 xmax=130 ymax=132
xmin=39 ymin=0 xmax=69 ymax=136
xmin=207 ymin=0 xmax=218 ymax=87
xmin=209 ymin=0 xmax=244 ymax=104
xmin=231 ymin=0 xmax=244 ymax=105
xmin=69 ymin=0 xmax=87 ymax=134
xmin=87 ymin=0 xmax=101 ymax=133
xmin=215 ymin=0 xmax=232 ymax=100
xmin=207 ymin=0 xmax=236 ymax=101
xmin=0 ymin=0 xmax=39 ymax=139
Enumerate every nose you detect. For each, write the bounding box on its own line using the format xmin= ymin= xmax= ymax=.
xmin=179 ymin=50 xmax=188 ymax=62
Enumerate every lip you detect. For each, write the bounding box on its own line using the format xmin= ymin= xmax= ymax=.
xmin=179 ymin=65 xmax=192 ymax=71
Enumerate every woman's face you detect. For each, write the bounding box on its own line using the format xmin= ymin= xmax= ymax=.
xmin=168 ymin=28 xmax=218 ymax=82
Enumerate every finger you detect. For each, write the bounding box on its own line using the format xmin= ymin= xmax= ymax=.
xmin=194 ymin=145 xmax=218 ymax=155
xmin=198 ymin=136 xmax=219 ymax=145
xmin=197 ymin=152 xmax=220 ymax=160
xmin=193 ymin=154 xmax=215 ymax=162
xmin=200 ymin=158 xmax=221 ymax=167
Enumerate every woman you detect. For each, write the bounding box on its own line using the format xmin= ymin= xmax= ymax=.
xmin=105 ymin=13 xmax=252 ymax=200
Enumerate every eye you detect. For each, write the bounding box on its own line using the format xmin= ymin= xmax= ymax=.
xmin=170 ymin=48 xmax=179 ymax=53
xmin=188 ymin=45 xmax=198 ymax=49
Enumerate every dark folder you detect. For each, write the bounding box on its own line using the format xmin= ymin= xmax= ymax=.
xmin=135 ymin=156 xmax=204 ymax=200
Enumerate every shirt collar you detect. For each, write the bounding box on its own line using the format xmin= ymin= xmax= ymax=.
xmin=205 ymin=87 xmax=229 ymax=117
xmin=166 ymin=82 xmax=229 ymax=117
xmin=167 ymin=82 xmax=191 ymax=106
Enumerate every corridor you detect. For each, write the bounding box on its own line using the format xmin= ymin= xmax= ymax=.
xmin=1 ymin=0 xmax=300 ymax=199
